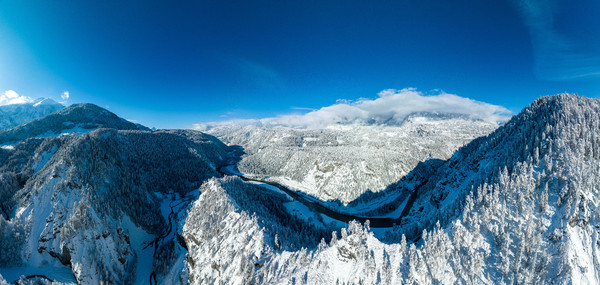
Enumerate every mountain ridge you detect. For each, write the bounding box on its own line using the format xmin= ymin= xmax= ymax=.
xmin=0 ymin=99 xmax=64 ymax=131
xmin=2 ymin=93 xmax=600 ymax=284
xmin=0 ymin=127 xmax=233 ymax=283
xmin=182 ymin=93 xmax=600 ymax=284
xmin=0 ymin=103 xmax=149 ymax=144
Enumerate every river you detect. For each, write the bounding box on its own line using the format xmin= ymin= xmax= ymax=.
xmin=217 ymin=165 xmax=419 ymax=228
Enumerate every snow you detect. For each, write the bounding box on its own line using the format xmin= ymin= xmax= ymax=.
xmin=206 ymin=118 xmax=498 ymax=203
xmin=5 ymin=93 xmax=600 ymax=283
xmin=33 ymin=98 xmax=58 ymax=107
xmin=246 ymin=180 xmax=291 ymax=198
xmin=264 ymin=176 xmax=321 ymax=200
xmin=159 ymin=194 xmax=173 ymax=219
xmin=0 ymin=174 xmax=76 ymax=284
xmin=121 ymin=215 xmax=154 ymax=285
xmin=24 ymin=177 xmax=61 ymax=267
xmin=318 ymin=213 xmax=349 ymax=229
xmin=223 ymin=165 xmax=243 ymax=176
xmin=0 ymin=126 xmax=95 ymax=146
xmin=0 ymin=98 xmax=63 ymax=130
xmin=284 ymin=201 xmax=317 ymax=224
xmin=0 ymin=264 xmax=76 ymax=284
xmin=31 ymin=146 xmax=58 ymax=173
xmin=368 ymin=195 xmax=409 ymax=219
xmin=245 ymin=180 xmax=340 ymax=229
xmin=32 ymin=98 xmax=59 ymax=107
xmin=38 ymin=126 xmax=95 ymax=139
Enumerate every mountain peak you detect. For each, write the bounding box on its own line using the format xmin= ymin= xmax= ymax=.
xmin=532 ymin=92 xmax=581 ymax=104
xmin=31 ymin=98 xmax=61 ymax=107
xmin=57 ymin=103 xmax=112 ymax=116
xmin=0 ymin=103 xmax=149 ymax=144
xmin=523 ymin=93 xmax=587 ymax=116
xmin=0 ymin=99 xmax=64 ymax=130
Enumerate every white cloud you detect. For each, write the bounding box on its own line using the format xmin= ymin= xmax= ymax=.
xmin=194 ymin=88 xmax=511 ymax=130
xmin=513 ymin=0 xmax=600 ymax=80
xmin=61 ymin=91 xmax=70 ymax=101
xmin=0 ymin=90 xmax=34 ymax=106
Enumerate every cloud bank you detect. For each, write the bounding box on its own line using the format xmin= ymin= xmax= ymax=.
xmin=514 ymin=0 xmax=600 ymax=80
xmin=194 ymin=88 xmax=512 ymax=130
xmin=0 ymin=90 xmax=34 ymax=106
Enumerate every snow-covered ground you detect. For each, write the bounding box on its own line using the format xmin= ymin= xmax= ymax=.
xmin=121 ymin=216 xmax=153 ymax=285
xmin=0 ymin=264 xmax=76 ymax=284
xmin=4 ymin=94 xmax=600 ymax=284
xmin=0 ymin=124 xmax=231 ymax=283
xmin=203 ymin=117 xmax=499 ymax=204
xmin=179 ymin=94 xmax=600 ymax=284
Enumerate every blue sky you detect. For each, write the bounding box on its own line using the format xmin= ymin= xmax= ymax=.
xmin=0 ymin=0 xmax=598 ymax=128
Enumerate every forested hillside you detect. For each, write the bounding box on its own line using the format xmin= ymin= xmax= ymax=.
xmin=2 ymin=94 xmax=600 ymax=284
xmin=183 ymin=94 xmax=600 ymax=284
xmin=0 ymin=113 xmax=232 ymax=283
xmin=203 ymin=114 xmax=499 ymax=203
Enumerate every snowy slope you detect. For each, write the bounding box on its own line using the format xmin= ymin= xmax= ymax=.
xmin=181 ymin=93 xmax=600 ymax=284
xmin=4 ymin=93 xmax=600 ymax=284
xmin=0 ymin=127 xmax=231 ymax=283
xmin=181 ymin=174 xmax=488 ymax=284
xmin=0 ymin=103 xmax=148 ymax=144
xmin=0 ymin=98 xmax=64 ymax=130
xmin=384 ymin=93 xmax=600 ymax=283
xmin=182 ymin=177 xmax=336 ymax=284
xmin=203 ymin=114 xmax=499 ymax=204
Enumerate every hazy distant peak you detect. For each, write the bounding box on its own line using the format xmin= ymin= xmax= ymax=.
xmin=31 ymin=97 xmax=61 ymax=107
xmin=0 ymin=98 xmax=64 ymax=130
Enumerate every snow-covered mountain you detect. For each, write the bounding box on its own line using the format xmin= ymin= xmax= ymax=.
xmin=0 ymin=103 xmax=148 ymax=144
xmin=201 ymin=113 xmax=500 ymax=203
xmin=182 ymin=93 xmax=600 ymax=284
xmin=3 ymin=93 xmax=600 ymax=284
xmin=0 ymin=107 xmax=232 ymax=283
xmin=0 ymin=98 xmax=64 ymax=131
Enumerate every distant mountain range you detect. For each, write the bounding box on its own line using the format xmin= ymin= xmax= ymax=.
xmin=0 ymin=98 xmax=64 ymax=131
xmin=1 ymin=94 xmax=599 ymax=284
